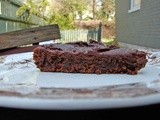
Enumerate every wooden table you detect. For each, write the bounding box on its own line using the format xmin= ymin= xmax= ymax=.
xmin=0 ymin=47 xmax=160 ymax=119
xmin=0 ymin=46 xmax=38 ymax=56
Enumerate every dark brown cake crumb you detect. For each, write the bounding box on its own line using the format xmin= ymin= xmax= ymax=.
xmin=33 ymin=40 xmax=147 ymax=75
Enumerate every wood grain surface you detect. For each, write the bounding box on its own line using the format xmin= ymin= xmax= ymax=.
xmin=0 ymin=24 xmax=60 ymax=50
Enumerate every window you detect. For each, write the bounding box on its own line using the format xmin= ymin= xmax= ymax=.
xmin=128 ymin=0 xmax=141 ymax=13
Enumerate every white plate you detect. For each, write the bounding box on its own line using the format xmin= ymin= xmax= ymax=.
xmin=0 ymin=52 xmax=160 ymax=110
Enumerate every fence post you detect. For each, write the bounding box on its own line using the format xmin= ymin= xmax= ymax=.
xmin=97 ymin=22 xmax=102 ymax=42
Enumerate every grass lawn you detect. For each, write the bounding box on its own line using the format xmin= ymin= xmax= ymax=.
xmin=101 ymin=38 xmax=119 ymax=47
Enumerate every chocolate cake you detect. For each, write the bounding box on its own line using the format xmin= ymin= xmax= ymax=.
xmin=33 ymin=40 xmax=147 ymax=75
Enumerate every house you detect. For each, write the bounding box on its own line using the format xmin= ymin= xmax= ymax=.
xmin=115 ymin=0 xmax=160 ymax=49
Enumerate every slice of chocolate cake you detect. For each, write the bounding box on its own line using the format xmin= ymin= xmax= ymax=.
xmin=33 ymin=40 xmax=147 ymax=75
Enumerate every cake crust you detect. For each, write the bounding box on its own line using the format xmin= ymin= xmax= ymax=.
xmin=33 ymin=40 xmax=147 ymax=75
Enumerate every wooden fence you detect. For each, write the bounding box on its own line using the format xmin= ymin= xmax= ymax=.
xmin=0 ymin=0 xmax=102 ymax=44
xmin=58 ymin=29 xmax=88 ymax=43
xmin=56 ymin=23 xmax=102 ymax=43
xmin=0 ymin=0 xmax=44 ymax=33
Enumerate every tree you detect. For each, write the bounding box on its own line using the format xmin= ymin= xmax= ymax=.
xmin=16 ymin=0 xmax=49 ymax=22
xmin=92 ymin=0 xmax=96 ymax=20
xmin=16 ymin=0 xmax=115 ymax=29
xmin=46 ymin=0 xmax=76 ymax=29
xmin=97 ymin=0 xmax=115 ymax=23
xmin=17 ymin=0 xmax=89 ymax=29
xmin=52 ymin=0 xmax=89 ymax=20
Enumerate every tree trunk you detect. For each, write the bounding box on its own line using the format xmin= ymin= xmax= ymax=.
xmin=92 ymin=0 xmax=96 ymax=20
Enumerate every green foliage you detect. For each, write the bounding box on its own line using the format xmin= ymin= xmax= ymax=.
xmin=49 ymin=13 xmax=74 ymax=30
xmin=16 ymin=4 xmax=28 ymax=18
xmin=16 ymin=0 xmax=49 ymax=23
xmin=97 ymin=0 xmax=115 ymax=23
xmin=16 ymin=0 xmax=81 ymax=29
xmin=16 ymin=0 xmax=115 ymax=30
xmin=48 ymin=0 xmax=89 ymax=29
